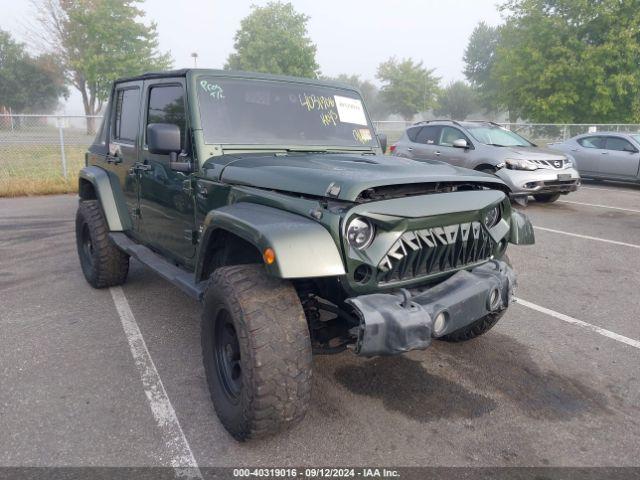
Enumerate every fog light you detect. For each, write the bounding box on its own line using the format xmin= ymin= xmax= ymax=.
xmin=353 ymin=265 xmax=372 ymax=284
xmin=433 ymin=311 xmax=448 ymax=337
xmin=488 ymin=288 xmax=502 ymax=311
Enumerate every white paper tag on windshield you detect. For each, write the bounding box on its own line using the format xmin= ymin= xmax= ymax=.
xmin=334 ymin=95 xmax=367 ymax=125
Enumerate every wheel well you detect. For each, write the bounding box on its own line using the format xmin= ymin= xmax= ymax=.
xmin=200 ymin=230 xmax=263 ymax=281
xmin=79 ymin=179 xmax=97 ymax=200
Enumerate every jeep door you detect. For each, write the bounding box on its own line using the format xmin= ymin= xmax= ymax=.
xmin=435 ymin=126 xmax=474 ymax=168
xmin=599 ymin=136 xmax=640 ymax=179
xmin=138 ymin=79 xmax=196 ymax=264
xmin=106 ymin=81 xmax=143 ymax=234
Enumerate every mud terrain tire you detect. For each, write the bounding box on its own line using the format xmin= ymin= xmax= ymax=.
xmin=201 ymin=265 xmax=312 ymax=441
xmin=75 ymin=200 xmax=129 ymax=288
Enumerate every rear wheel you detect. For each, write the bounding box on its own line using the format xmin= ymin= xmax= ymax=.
xmin=75 ymin=200 xmax=129 ymax=288
xmin=201 ymin=265 xmax=312 ymax=441
xmin=533 ymin=192 xmax=561 ymax=203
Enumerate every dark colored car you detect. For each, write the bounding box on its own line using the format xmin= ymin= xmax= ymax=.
xmin=75 ymin=69 xmax=534 ymax=440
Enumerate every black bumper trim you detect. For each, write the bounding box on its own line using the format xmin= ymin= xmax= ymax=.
xmin=346 ymin=259 xmax=516 ymax=356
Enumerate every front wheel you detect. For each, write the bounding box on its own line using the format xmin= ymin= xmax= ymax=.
xmin=439 ymin=310 xmax=506 ymax=342
xmin=201 ymin=265 xmax=312 ymax=441
xmin=438 ymin=254 xmax=512 ymax=343
xmin=533 ymin=192 xmax=561 ymax=203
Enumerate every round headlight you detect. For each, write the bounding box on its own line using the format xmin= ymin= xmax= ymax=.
xmin=484 ymin=206 xmax=500 ymax=229
xmin=346 ymin=217 xmax=375 ymax=250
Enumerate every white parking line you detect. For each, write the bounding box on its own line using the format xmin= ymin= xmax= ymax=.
xmin=110 ymin=287 xmax=202 ymax=479
xmin=580 ymin=185 xmax=640 ymax=195
xmin=558 ymin=199 xmax=640 ymax=214
xmin=534 ymin=226 xmax=640 ymax=249
xmin=515 ymin=298 xmax=640 ymax=350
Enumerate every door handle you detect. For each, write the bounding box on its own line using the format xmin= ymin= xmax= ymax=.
xmin=600 ymin=152 xmax=609 ymax=155
xmin=407 ymin=147 xmax=413 ymax=152
xmin=106 ymin=154 xmax=122 ymax=164
xmin=570 ymin=148 xmax=579 ymax=152
xmin=134 ymin=162 xmax=152 ymax=172
xmin=434 ymin=151 xmax=441 ymax=156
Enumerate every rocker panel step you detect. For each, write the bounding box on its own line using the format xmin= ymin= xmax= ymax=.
xmin=109 ymin=232 xmax=205 ymax=300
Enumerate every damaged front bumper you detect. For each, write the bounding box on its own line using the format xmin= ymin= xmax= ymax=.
xmin=346 ymin=259 xmax=516 ymax=357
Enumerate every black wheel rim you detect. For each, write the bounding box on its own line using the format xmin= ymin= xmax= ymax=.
xmin=214 ymin=310 xmax=242 ymax=401
xmin=81 ymin=223 xmax=94 ymax=267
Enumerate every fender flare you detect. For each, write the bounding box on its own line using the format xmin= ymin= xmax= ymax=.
xmin=78 ymin=166 xmax=132 ymax=231
xmin=196 ymin=203 xmax=346 ymax=280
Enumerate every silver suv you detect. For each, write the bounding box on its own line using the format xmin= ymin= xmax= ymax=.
xmin=392 ymin=120 xmax=581 ymax=204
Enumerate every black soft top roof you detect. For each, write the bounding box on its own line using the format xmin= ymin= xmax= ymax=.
xmin=114 ymin=69 xmax=190 ymax=84
xmin=112 ymin=68 xmax=358 ymax=92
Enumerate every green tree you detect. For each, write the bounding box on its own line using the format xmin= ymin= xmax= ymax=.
xmin=322 ymin=74 xmax=387 ymax=119
xmin=35 ymin=0 xmax=172 ymax=131
xmin=493 ymin=0 xmax=640 ymax=123
xmin=226 ymin=2 xmax=319 ymax=78
xmin=434 ymin=81 xmax=478 ymax=120
xmin=0 ymin=29 xmax=67 ymax=113
xmin=463 ymin=22 xmax=502 ymax=115
xmin=376 ymin=57 xmax=440 ymax=120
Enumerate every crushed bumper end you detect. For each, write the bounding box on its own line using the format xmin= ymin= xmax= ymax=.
xmin=346 ymin=259 xmax=516 ymax=357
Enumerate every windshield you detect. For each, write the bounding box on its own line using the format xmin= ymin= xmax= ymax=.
xmin=196 ymin=76 xmax=377 ymax=149
xmin=466 ymin=125 xmax=534 ymax=147
xmin=632 ymin=134 xmax=640 ymax=144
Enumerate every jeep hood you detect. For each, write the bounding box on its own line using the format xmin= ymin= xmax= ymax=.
xmin=205 ymin=153 xmax=506 ymax=202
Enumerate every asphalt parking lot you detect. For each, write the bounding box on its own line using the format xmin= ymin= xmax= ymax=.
xmin=1 ymin=183 xmax=639 ymax=471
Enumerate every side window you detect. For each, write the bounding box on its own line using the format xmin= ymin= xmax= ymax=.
xmin=439 ymin=126 xmax=469 ymax=147
xmin=406 ymin=126 xmax=421 ymax=142
xmin=605 ymin=137 xmax=636 ymax=152
xmin=147 ymin=85 xmax=186 ymax=148
xmin=578 ymin=136 xmax=605 ymax=149
xmin=113 ymin=88 xmax=140 ymax=143
xmin=415 ymin=126 xmax=441 ymax=145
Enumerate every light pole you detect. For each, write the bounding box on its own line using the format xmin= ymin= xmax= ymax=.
xmin=191 ymin=52 xmax=199 ymax=67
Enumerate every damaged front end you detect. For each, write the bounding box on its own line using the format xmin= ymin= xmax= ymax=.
xmin=346 ymin=258 xmax=516 ymax=356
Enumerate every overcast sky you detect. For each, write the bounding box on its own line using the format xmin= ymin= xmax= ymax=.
xmin=0 ymin=0 xmax=503 ymax=114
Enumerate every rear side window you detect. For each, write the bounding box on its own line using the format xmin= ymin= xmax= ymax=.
xmin=406 ymin=126 xmax=421 ymax=142
xmin=415 ymin=126 xmax=441 ymax=145
xmin=147 ymin=84 xmax=187 ymax=147
xmin=113 ymin=88 xmax=140 ymax=143
xmin=605 ymin=137 xmax=636 ymax=152
xmin=577 ymin=136 xmax=605 ymax=149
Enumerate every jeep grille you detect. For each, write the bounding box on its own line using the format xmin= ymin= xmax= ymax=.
xmin=377 ymin=222 xmax=494 ymax=284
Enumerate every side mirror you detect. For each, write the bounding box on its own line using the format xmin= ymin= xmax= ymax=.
xmin=377 ymin=133 xmax=388 ymax=153
xmin=453 ymin=139 xmax=469 ymax=149
xmin=147 ymin=123 xmax=191 ymax=172
xmin=147 ymin=123 xmax=181 ymax=155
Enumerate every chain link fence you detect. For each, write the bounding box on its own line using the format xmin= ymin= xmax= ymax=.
xmin=373 ymin=120 xmax=640 ymax=145
xmin=0 ymin=114 xmax=101 ymax=196
xmin=3 ymin=115 xmax=640 ymax=196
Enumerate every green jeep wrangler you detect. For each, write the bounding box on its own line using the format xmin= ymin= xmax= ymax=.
xmin=75 ymin=69 xmax=534 ymax=441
